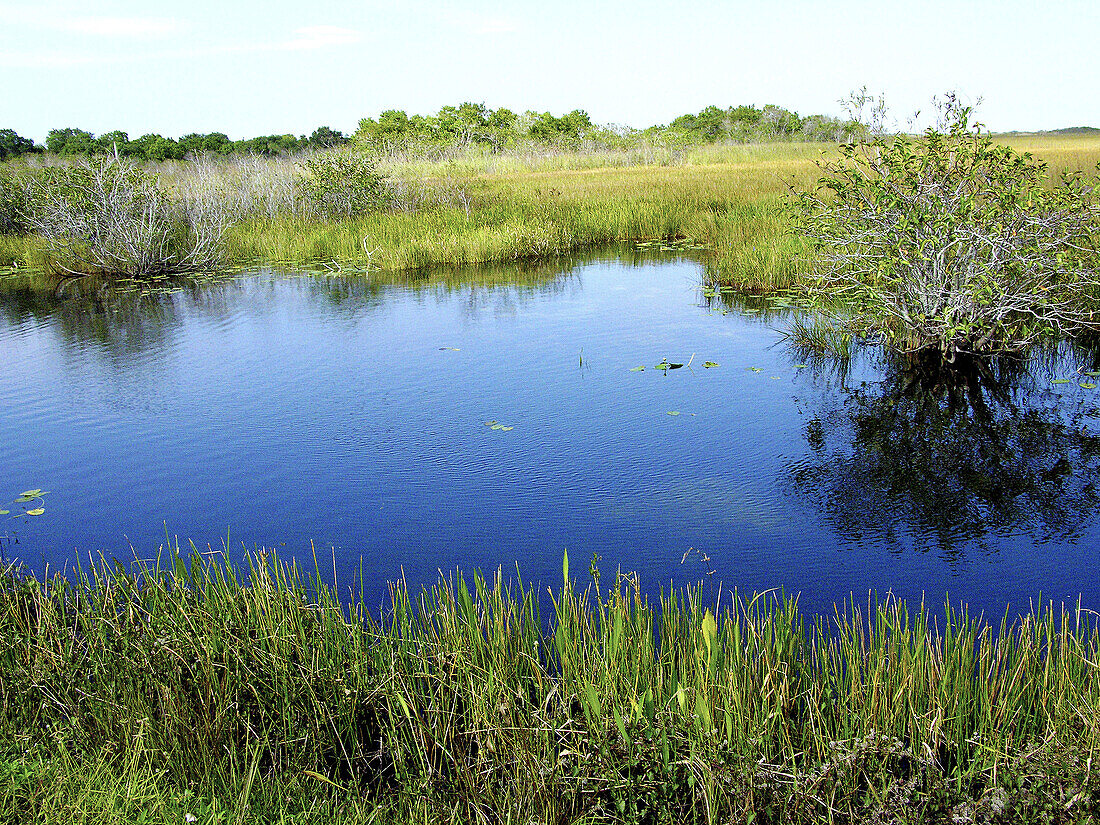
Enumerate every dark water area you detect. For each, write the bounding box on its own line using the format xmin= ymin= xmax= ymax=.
xmin=3 ymin=251 xmax=1100 ymax=618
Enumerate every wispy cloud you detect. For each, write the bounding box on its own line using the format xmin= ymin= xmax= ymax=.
xmin=0 ymin=5 xmax=181 ymax=37
xmin=281 ymin=25 xmax=362 ymax=50
xmin=0 ymin=50 xmax=108 ymax=69
xmin=468 ymin=17 xmax=519 ymax=35
xmin=0 ymin=22 xmax=365 ymax=69
xmin=59 ymin=16 xmax=180 ymax=37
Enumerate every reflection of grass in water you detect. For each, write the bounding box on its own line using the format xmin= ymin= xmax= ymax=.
xmin=3 ymin=549 xmax=1099 ymax=821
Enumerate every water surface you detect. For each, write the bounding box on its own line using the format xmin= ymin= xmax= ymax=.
xmin=3 ymin=252 xmax=1099 ymax=616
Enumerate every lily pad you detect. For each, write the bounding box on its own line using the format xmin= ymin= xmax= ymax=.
xmin=25 ymin=508 xmax=44 ymax=516
xmin=749 ymin=367 xmax=763 ymax=373
xmin=491 ymin=424 xmax=504 ymax=430
xmin=667 ymin=411 xmax=680 ymax=416
xmin=629 ymin=365 xmax=645 ymax=371
xmin=484 ymin=420 xmax=498 ymax=426
xmin=667 ymin=363 xmax=684 ymax=370
xmin=0 ymin=510 xmax=8 ymax=515
xmin=794 ymin=364 xmax=808 ymax=369
xmin=500 ymin=426 xmax=514 ymax=431
xmin=703 ymin=361 xmax=720 ymax=368
xmin=1081 ymin=383 xmax=1097 ymax=389
xmin=1051 ymin=379 xmax=1072 ymax=384
xmin=20 ymin=489 xmax=44 ymax=497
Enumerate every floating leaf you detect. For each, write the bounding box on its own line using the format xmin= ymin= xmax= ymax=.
xmin=667 ymin=411 xmax=680 ymax=416
xmin=1081 ymin=383 xmax=1097 ymax=389
xmin=500 ymin=426 xmax=514 ymax=431
xmin=1051 ymin=379 xmax=1072 ymax=384
xmin=25 ymin=508 xmax=44 ymax=516
xmin=702 ymin=290 xmax=716 ymax=298
xmin=794 ymin=364 xmax=808 ymax=369
xmin=629 ymin=365 xmax=645 ymax=371
xmin=654 ymin=362 xmax=669 ymax=371
xmin=667 ymin=363 xmax=683 ymax=370
xmin=484 ymin=420 xmax=498 ymax=426
xmin=0 ymin=510 xmax=8 ymax=515
xmin=20 ymin=489 xmax=43 ymax=497
xmin=749 ymin=367 xmax=763 ymax=373
xmin=1087 ymin=371 xmax=1100 ymax=377
xmin=703 ymin=361 xmax=719 ymax=368
xmin=491 ymin=424 xmax=504 ymax=430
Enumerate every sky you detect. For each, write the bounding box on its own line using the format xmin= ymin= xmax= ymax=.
xmin=2 ymin=0 xmax=1097 ymax=143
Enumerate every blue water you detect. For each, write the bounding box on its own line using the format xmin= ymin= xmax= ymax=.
xmin=3 ymin=252 xmax=1099 ymax=617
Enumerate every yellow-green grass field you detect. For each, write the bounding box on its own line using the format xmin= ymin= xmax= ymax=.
xmin=218 ymin=133 xmax=1100 ymax=291
xmin=3 ymin=135 xmax=1098 ymax=293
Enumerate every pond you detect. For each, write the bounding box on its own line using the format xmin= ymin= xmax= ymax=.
xmin=3 ymin=250 xmax=1100 ymax=617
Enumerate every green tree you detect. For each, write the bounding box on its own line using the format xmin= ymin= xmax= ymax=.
xmin=308 ymin=126 xmax=348 ymax=149
xmin=95 ymin=130 xmax=132 ymax=156
xmin=528 ymin=109 xmax=591 ymax=146
xmin=0 ymin=129 xmax=41 ymax=159
xmin=179 ymin=132 xmax=232 ymax=156
xmin=129 ymin=133 xmax=184 ymax=161
xmin=46 ymin=128 xmax=95 ymax=156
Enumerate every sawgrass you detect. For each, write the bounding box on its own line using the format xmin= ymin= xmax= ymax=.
xmin=2 ymin=548 xmax=1098 ymax=823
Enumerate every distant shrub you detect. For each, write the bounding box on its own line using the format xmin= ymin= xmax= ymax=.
xmin=296 ymin=151 xmax=392 ymax=219
xmin=0 ymin=168 xmax=30 ymax=235
xmin=24 ymin=156 xmax=232 ymax=276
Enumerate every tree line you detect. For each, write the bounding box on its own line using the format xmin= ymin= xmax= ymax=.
xmin=1 ymin=102 xmax=859 ymax=162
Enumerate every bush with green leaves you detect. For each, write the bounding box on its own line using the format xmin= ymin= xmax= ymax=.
xmin=797 ymin=98 xmax=1100 ymax=354
xmin=296 ymin=150 xmax=391 ymax=219
xmin=23 ymin=156 xmax=232 ymax=276
xmin=0 ymin=168 xmax=31 ymax=236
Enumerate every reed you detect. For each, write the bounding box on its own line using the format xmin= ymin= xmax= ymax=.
xmin=2 ymin=548 xmax=1097 ymax=823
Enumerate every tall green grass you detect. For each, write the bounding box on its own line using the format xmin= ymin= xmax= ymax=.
xmin=2 ymin=548 xmax=1098 ymax=823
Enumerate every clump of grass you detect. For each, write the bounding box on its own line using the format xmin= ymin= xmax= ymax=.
xmin=781 ymin=314 xmax=859 ymax=360
xmin=2 ymin=548 xmax=1099 ymax=823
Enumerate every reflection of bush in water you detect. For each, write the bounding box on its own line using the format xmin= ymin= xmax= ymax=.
xmin=789 ymin=350 xmax=1100 ymax=557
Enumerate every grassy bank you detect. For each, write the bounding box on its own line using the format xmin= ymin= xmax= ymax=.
xmin=220 ymin=142 xmax=821 ymax=293
xmin=2 ymin=550 xmax=1098 ymax=824
xmin=3 ymin=135 xmax=1099 ymax=295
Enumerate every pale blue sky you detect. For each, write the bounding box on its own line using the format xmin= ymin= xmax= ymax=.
xmin=2 ymin=0 xmax=1096 ymax=142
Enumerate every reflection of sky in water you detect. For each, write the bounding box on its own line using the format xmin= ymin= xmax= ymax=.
xmin=2 ymin=254 xmax=1100 ymax=618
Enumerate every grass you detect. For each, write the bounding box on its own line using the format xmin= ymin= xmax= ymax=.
xmin=2 ymin=547 xmax=1099 ymax=824
xmin=5 ymin=136 xmax=1097 ymax=297
xmin=220 ymin=142 xmax=822 ymax=290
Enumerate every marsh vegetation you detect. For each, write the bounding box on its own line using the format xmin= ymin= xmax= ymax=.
xmin=2 ymin=551 xmax=1099 ymax=824
xmin=4 ymin=100 xmax=1100 ymax=823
